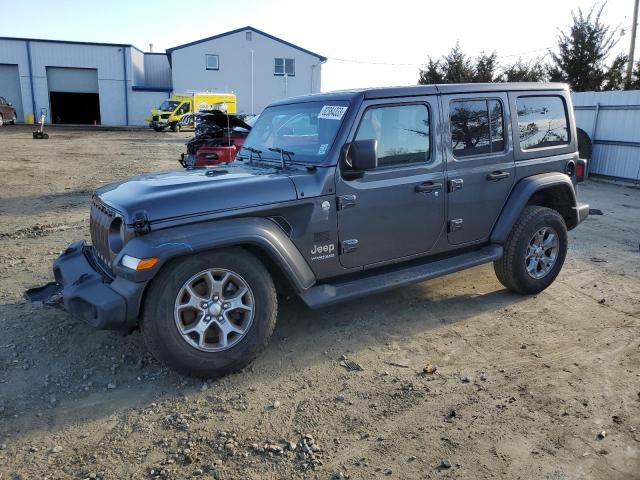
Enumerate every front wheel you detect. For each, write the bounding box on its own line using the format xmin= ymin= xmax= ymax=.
xmin=141 ymin=248 xmax=277 ymax=378
xmin=171 ymin=122 xmax=180 ymax=132
xmin=494 ymin=206 xmax=568 ymax=294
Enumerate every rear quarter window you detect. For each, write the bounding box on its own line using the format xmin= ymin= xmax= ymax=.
xmin=516 ymin=95 xmax=569 ymax=150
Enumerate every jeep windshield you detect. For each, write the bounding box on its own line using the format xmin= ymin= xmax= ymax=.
xmin=241 ymin=101 xmax=349 ymax=164
xmin=158 ymin=100 xmax=180 ymax=112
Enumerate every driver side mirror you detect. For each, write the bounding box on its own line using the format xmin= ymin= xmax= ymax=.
xmin=346 ymin=139 xmax=378 ymax=172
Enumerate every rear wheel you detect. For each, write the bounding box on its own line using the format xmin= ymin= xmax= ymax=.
xmin=10 ymin=113 xmax=17 ymax=125
xmin=494 ymin=206 xmax=568 ymax=294
xmin=141 ymin=248 xmax=277 ymax=378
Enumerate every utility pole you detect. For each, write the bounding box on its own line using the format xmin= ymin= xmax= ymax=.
xmin=626 ymin=0 xmax=639 ymax=87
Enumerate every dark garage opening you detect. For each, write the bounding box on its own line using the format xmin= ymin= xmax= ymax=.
xmin=49 ymin=92 xmax=101 ymax=125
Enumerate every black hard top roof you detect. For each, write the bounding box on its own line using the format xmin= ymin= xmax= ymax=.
xmin=270 ymin=82 xmax=569 ymax=106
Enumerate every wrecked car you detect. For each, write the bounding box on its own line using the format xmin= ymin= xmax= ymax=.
xmin=179 ymin=110 xmax=254 ymax=168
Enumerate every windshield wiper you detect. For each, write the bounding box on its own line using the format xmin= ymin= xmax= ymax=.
xmin=268 ymin=147 xmax=295 ymax=169
xmin=241 ymin=146 xmax=262 ymax=166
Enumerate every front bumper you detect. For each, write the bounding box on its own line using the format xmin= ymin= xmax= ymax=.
xmin=25 ymin=241 xmax=146 ymax=330
xmin=149 ymin=121 xmax=168 ymax=129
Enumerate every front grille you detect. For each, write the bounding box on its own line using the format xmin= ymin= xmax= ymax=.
xmin=90 ymin=197 xmax=116 ymax=270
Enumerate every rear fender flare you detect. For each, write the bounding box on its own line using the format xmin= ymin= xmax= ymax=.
xmin=491 ymin=173 xmax=578 ymax=244
xmin=112 ymin=217 xmax=316 ymax=292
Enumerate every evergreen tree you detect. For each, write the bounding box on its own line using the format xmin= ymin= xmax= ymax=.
xmin=474 ymin=52 xmax=499 ymax=82
xmin=500 ymin=57 xmax=547 ymax=82
xmin=442 ymin=44 xmax=475 ymax=83
xmin=547 ymin=4 xmax=620 ymax=91
xmin=418 ymin=59 xmax=444 ymax=85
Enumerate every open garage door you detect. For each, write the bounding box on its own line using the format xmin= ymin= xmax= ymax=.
xmin=0 ymin=64 xmax=24 ymax=123
xmin=46 ymin=67 xmax=100 ymax=124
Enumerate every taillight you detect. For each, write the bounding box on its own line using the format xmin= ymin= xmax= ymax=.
xmin=576 ymin=159 xmax=587 ymax=183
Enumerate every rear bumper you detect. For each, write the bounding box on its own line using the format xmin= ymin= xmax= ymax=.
xmin=25 ymin=241 xmax=145 ymax=330
xmin=574 ymin=202 xmax=589 ymax=227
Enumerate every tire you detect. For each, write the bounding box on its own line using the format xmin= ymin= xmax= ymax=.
xmin=141 ymin=248 xmax=278 ymax=378
xmin=0 ymin=114 xmax=3 ymax=127
xmin=494 ymin=206 xmax=568 ymax=294
xmin=171 ymin=122 xmax=180 ymax=132
xmin=576 ymin=128 xmax=592 ymax=161
xmin=10 ymin=114 xmax=17 ymax=125
xmin=153 ymin=127 xmax=164 ymax=132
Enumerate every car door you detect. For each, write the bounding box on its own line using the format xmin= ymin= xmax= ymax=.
xmin=336 ymin=98 xmax=446 ymax=269
xmin=442 ymin=92 xmax=515 ymax=245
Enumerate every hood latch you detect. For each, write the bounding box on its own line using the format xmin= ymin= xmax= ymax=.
xmin=133 ymin=211 xmax=151 ymax=235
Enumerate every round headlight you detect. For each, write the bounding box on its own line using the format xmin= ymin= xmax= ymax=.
xmin=108 ymin=217 xmax=124 ymax=254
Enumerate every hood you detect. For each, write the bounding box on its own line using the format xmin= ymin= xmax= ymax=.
xmin=196 ymin=110 xmax=252 ymax=130
xmin=96 ymin=165 xmax=297 ymax=224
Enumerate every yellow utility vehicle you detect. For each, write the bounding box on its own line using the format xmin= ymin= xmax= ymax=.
xmin=146 ymin=92 xmax=236 ymax=132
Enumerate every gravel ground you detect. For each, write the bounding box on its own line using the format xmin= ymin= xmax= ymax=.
xmin=0 ymin=126 xmax=639 ymax=479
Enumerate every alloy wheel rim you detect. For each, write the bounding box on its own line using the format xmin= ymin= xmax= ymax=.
xmin=174 ymin=268 xmax=255 ymax=352
xmin=525 ymin=226 xmax=559 ymax=279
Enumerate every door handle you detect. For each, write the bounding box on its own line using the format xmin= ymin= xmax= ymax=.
xmin=414 ymin=181 xmax=442 ymax=193
xmin=486 ymin=171 xmax=510 ymax=181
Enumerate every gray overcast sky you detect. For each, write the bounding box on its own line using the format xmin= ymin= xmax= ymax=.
xmin=1 ymin=0 xmax=635 ymax=91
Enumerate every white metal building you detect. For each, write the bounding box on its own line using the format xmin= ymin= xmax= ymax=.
xmin=573 ymin=90 xmax=640 ymax=183
xmin=168 ymin=26 xmax=326 ymax=114
xmin=0 ymin=26 xmax=325 ymax=126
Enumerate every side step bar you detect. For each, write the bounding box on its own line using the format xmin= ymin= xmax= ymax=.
xmin=300 ymin=245 xmax=503 ymax=309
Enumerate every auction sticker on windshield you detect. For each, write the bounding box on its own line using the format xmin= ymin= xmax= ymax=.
xmin=318 ymin=105 xmax=348 ymax=120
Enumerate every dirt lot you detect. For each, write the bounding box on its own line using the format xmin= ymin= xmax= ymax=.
xmin=0 ymin=126 xmax=639 ymax=480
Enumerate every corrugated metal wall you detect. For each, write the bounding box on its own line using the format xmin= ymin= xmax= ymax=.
xmin=573 ymin=90 xmax=640 ymax=182
xmin=143 ymin=54 xmax=171 ymax=88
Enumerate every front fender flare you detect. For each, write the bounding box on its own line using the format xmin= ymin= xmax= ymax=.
xmin=491 ymin=173 xmax=578 ymax=244
xmin=112 ymin=217 xmax=316 ymax=291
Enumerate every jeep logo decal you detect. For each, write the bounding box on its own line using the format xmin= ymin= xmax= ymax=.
xmin=310 ymin=243 xmax=336 ymax=261
xmin=311 ymin=243 xmax=334 ymax=255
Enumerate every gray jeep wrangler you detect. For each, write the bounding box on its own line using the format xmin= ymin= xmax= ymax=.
xmin=27 ymin=83 xmax=589 ymax=378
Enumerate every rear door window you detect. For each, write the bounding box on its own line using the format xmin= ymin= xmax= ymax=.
xmin=516 ymin=96 xmax=569 ymax=150
xmin=450 ymin=99 xmax=505 ymax=157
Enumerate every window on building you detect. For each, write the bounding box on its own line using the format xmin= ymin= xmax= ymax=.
xmin=355 ymin=104 xmax=430 ymax=167
xmin=516 ymin=95 xmax=569 ymax=150
xmin=274 ymin=58 xmax=295 ymax=76
xmin=205 ymin=54 xmax=219 ymax=70
xmin=246 ymin=31 xmax=252 ymax=41
xmin=450 ymin=99 xmax=505 ymax=157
